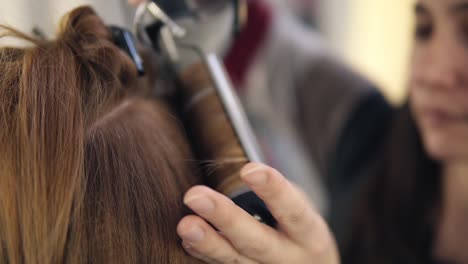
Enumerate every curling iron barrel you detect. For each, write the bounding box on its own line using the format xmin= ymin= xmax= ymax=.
xmin=134 ymin=0 xmax=276 ymax=227
xmin=178 ymin=57 xmax=275 ymax=226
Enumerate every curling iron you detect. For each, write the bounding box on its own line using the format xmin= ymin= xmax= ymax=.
xmin=131 ymin=0 xmax=276 ymax=227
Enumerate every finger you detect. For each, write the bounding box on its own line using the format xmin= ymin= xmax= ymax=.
xmin=183 ymin=186 xmax=291 ymax=263
xmin=177 ymin=215 xmax=257 ymax=264
xmin=240 ymin=163 xmax=332 ymax=249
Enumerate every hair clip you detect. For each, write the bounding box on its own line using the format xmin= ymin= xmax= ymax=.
xmin=109 ymin=26 xmax=145 ymax=76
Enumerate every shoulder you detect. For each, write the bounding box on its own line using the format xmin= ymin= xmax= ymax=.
xmin=328 ymin=90 xmax=394 ymax=189
xmin=326 ymin=90 xmax=394 ymax=248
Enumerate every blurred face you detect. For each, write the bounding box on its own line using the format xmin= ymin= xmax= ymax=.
xmin=410 ymin=0 xmax=468 ymax=162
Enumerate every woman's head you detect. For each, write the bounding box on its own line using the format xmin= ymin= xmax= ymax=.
xmin=410 ymin=0 xmax=468 ymax=162
xmin=0 ymin=6 xmax=199 ymax=263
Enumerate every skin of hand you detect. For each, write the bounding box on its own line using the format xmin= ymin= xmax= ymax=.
xmin=177 ymin=163 xmax=340 ymax=264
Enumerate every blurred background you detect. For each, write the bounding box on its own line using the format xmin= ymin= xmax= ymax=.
xmin=275 ymin=0 xmax=415 ymax=104
xmin=315 ymin=0 xmax=414 ymax=104
xmin=0 ymin=0 xmax=414 ymax=104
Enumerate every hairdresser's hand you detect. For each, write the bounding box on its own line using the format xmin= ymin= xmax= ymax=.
xmin=177 ymin=163 xmax=339 ymax=264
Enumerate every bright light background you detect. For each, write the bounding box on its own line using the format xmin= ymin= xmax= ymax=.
xmin=317 ymin=0 xmax=415 ymax=104
xmin=0 ymin=0 xmax=132 ymax=36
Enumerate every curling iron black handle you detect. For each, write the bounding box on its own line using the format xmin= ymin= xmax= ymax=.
xmin=231 ymin=191 xmax=277 ymax=227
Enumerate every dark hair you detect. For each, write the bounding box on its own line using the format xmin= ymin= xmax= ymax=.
xmin=343 ymin=104 xmax=441 ymax=263
xmin=0 ymin=6 xmax=202 ymax=263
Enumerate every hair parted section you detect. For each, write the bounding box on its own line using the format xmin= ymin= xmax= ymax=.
xmin=0 ymin=6 xmax=200 ymax=263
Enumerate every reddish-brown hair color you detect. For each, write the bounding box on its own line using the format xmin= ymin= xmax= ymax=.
xmin=0 ymin=6 xmax=201 ymax=263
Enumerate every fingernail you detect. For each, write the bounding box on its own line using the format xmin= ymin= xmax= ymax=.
xmin=184 ymin=195 xmax=215 ymax=215
xmin=241 ymin=166 xmax=268 ymax=186
xmin=180 ymin=225 xmax=205 ymax=243
xmin=182 ymin=240 xmax=193 ymax=249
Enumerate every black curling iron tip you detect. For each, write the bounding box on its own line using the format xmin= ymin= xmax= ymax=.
xmin=231 ymin=191 xmax=277 ymax=228
xmin=109 ymin=26 xmax=146 ymax=76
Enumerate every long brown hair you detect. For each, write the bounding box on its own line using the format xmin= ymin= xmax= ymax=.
xmin=0 ymin=6 xmax=201 ymax=263
xmin=342 ymin=104 xmax=441 ymax=263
